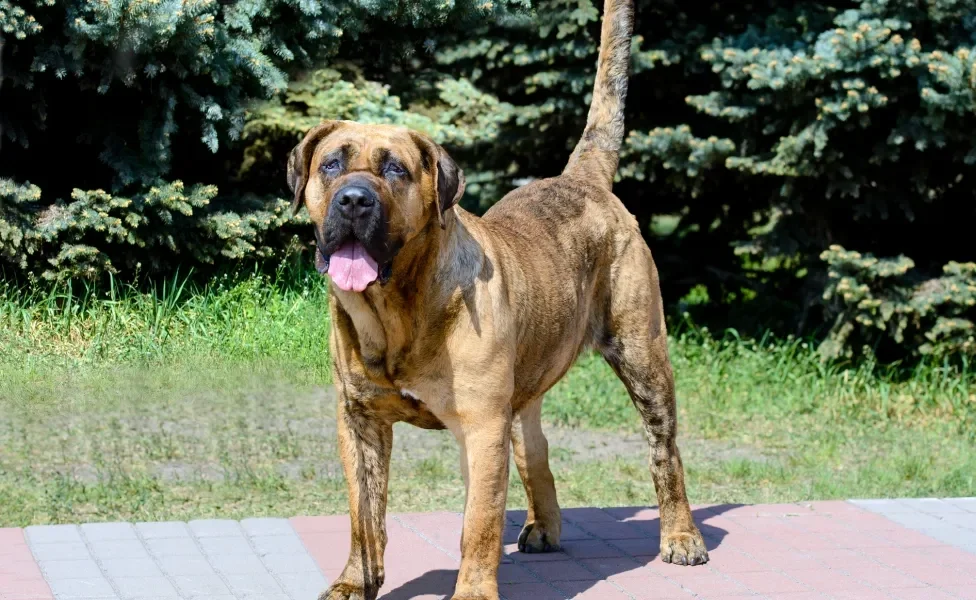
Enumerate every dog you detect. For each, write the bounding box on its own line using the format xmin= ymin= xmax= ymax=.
xmin=285 ymin=0 xmax=708 ymax=596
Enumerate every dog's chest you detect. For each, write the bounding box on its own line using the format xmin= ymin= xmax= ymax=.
xmin=334 ymin=288 xmax=451 ymax=414
xmin=335 ymin=288 xmax=412 ymax=368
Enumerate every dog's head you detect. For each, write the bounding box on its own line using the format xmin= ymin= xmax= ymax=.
xmin=287 ymin=120 xmax=465 ymax=292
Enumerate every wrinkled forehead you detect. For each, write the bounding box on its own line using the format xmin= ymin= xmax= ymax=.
xmin=312 ymin=123 xmax=422 ymax=167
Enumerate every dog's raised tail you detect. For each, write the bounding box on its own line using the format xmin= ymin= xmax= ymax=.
xmin=562 ymin=0 xmax=634 ymax=189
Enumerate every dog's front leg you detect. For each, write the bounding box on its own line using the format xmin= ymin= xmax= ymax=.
xmin=320 ymin=397 xmax=394 ymax=600
xmin=450 ymin=412 xmax=512 ymax=600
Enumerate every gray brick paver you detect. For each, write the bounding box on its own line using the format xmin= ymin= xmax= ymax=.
xmin=25 ymin=525 xmax=84 ymax=545
xmin=956 ymin=530 xmax=976 ymax=546
xmin=222 ymin=571 xmax=285 ymax=595
xmin=190 ymin=519 xmax=305 ymax=600
xmin=171 ymin=574 xmax=232 ymax=596
xmin=144 ymin=537 xmax=201 ymax=558
xmin=850 ymin=497 xmax=976 ymax=557
xmin=88 ymin=539 xmax=151 ymax=560
xmin=134 ymin=519 xmax=226 ymax=600
xmin=896 ymin=498 xmax=965 ymax=514
xmin=129 ymin=521 xmax=213 ymax=598
xmin=24 ymin=524 xmax=118 ymax=600
xmin=135 ymin=522 xmax=191 ymax=540
xmin=884 ymin=511 xmax=948 ymax=530
xmin=155 ymin=555 xmax=215 ymax=577
xmin=47 ymin=576 xmax=117 ymax=599
xmin=944 ymin=498 xmax=976 ymax=513
xmin=849 ymin=499 xmax=914 ymax=513
xmin=920 ymin=527 xmax=965 ymax=544
xmin=260 ymin=552 xmax=321 ymax=575
xmin=187 ymin=520 xmax=241 ymax=538
xmin=112 ymin=576 xmax=179 ymax=599
xmin=248 ymin=535 xmax=308 ymax=556
xmin=99 ymin=557 xmax=163 ymax=578
xmin=275 ymin=571 xmax=328 ymax=600
xmin=80 ymin=523 xmax=139 ymax=541
xmin=243 ymin=518 xmax=336 ymax=600
xmin=38 ymin=559 xmax=103 ymax=580
xmin=206 ymin=554 xmax=267 ymax=576
xmin=75 ymin=518 xmax=125 ymax=600
xmin=197 ymin=536 xmax=253 ymax=557
xmin=29 ymin=542 xmax=93 ymax=561
xmin=239 ymin=518 xmax=293 ymax=537
xmin=941 ymin=513 xmax=976 ymax=530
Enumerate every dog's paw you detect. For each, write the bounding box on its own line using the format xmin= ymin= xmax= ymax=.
xmin=318 ymin=580 xmax=378 ymax=600
xmin=660 ymin=529 xmax=709 ymax=566
xmin=517 ymin=520 xmax=561 ymax=553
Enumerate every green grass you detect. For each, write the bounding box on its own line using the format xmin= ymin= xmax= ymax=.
xmin=0 ymin=268 xmax=332 ymax=372
xmin=1 ymin=270 xmax=974 ymax=526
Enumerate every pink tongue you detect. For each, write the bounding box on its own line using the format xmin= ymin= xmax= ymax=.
xmin=327 ymin=241 xmax=379 ymax=292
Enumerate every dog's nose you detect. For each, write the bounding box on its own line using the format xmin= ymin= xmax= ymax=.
xmin=336 ymin=186 xmax=375 ymax=214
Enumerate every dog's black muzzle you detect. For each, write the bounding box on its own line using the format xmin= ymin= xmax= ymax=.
xmin=314 ymin=179 xmax=398 ymax=283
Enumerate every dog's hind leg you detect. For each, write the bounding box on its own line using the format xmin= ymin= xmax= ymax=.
xmin=599 ymin=249 xmax=709 ymax=566
xmin=511 ymin=399 xmax=562 ymax=553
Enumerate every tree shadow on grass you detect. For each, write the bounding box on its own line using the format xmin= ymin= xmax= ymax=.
xmin=379 ymin=504 xmax=736 ymax=599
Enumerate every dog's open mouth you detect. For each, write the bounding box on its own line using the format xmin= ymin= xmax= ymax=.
xmin=318 ymin=241 xmax=379 ymax=293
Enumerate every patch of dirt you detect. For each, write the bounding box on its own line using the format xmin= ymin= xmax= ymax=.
xmin=2 ymin=384 xmax=770 ymax=484
xmin=543 ymin=426 xmax=768 ymax=466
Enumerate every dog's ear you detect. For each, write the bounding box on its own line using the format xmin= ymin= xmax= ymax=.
xmin=410 ymin=133 xmax=466 ymax=229
xmin=286 ymin=120 xmax=343 ymax=216
xmin=435 ymin=151 xmax=466 ymax=230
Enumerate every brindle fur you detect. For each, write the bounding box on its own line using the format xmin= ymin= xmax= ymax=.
xmin=288 ymin=0 xmax=708 ymax=597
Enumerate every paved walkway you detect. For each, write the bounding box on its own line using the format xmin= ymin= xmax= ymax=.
xmin=2 ymin=498 xmax=975 ymax=600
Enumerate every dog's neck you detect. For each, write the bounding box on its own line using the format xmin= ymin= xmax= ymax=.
xmin=330 ymin=209 xmax=486 ymax=383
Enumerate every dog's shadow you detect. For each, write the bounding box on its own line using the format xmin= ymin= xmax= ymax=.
xmin=379 ymin=505 xmax=734 ymax=599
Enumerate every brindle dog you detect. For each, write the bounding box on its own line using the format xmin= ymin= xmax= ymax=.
xmin=286 ymin=0 xmax=709 ymax=597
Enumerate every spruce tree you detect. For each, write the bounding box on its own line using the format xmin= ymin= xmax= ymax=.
xmin=0 ymin=0 xmax=521 ymax=279
xmin=420 ymin=0 xmax=976 ymax=359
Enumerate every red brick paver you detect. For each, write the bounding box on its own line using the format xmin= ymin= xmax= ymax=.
xmin=0 ymin=528 xmax=53 ymax=600
xmin=3 ymin=500 xmax=975 ymax=599
xmin=292 ymin=501 xmax=976 ymax=599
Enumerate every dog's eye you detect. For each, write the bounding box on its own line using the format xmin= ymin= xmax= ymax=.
xmin=384 ymin=163 xmax=406 ymax=177
xmin=322 ymin=159 xmax=341 ymax=173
